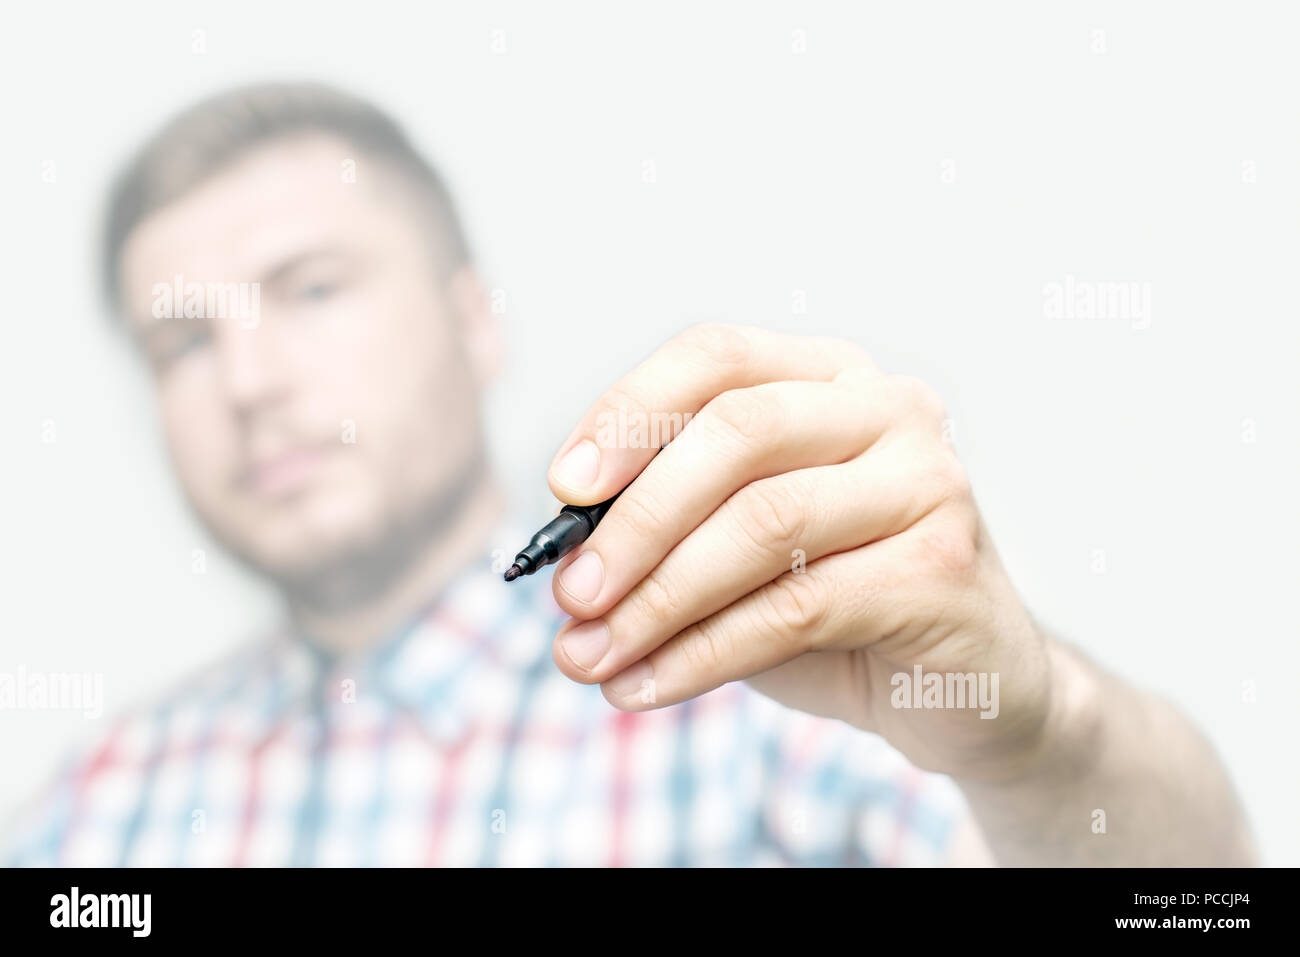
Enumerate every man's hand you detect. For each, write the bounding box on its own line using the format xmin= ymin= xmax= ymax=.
xmin=545 ymin=322 xmax=1058 ymax=784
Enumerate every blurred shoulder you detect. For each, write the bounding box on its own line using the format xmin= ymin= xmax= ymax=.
xmin=2 ymin=629 xmax=292 ymax=866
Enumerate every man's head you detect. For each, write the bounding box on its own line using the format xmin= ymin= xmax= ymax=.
xmin=105 ymin=82 xmax=501 ymax=610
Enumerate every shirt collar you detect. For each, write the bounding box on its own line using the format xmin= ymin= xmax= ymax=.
xmin=266 ymin=516 xmax=564 ymax=744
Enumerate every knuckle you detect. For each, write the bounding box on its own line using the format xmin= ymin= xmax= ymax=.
xmin=818 ymin=336 xmax=875 ymax=369
xmin=913 ymin=518 xmax=978 ymax=582
xmin=595 ymin=385 xmax=651 ymax=446
xmin=887 ymin=373 xmax=947 ymax=422
xmin=627 ymin=568 xmax=682 ymax=624
xmin=761 ymin=572 xmax=826 ymax=640
xmin=833 ymin=364 xmax=879 ymax=393
xmin=612 ymin=486 xmax=672 ymax=542
xmin=731 ymin=478 xmax=807 ymax=551
xmin=701 ymin=387 xmax=779 ymax=449
xmin=927 ymin=449 xmax=973 ymax=506
xmin=677 ymin=322 xmax=752 ymax=369
xmin=680 ymin=617 xmax=729 ymax=673
xmin=944 ymin=455 xmax=974 ymax=505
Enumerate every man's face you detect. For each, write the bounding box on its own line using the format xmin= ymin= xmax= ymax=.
xmin=119 ymin=134 xmax=495 ymax=594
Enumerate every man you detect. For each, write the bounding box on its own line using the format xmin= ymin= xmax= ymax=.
xmin=5 ymin=82 xmax=1255 ymax=866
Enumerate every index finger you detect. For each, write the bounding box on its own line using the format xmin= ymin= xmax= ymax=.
xmin=546 ymin=322 xmax=877 ymax=505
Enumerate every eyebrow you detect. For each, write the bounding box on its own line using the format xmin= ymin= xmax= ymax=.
xmin=257 ymin=243 xmax=352 ymax=287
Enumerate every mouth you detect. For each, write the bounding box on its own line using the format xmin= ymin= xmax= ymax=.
xmin=238 ymin=444 xmax=332 ymax=498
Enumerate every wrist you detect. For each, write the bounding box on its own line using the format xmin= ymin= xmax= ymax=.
xmin=956 ymin=633 xmax=1106 ymax=792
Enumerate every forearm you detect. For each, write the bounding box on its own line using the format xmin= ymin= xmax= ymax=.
xmin=954 ymin=634 xmax=1258 ymax=867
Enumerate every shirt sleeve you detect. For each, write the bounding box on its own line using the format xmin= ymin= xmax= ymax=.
xmin=744 ymin=687 xmax=971 ymax=866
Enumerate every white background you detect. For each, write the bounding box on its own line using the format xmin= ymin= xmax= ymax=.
xmin=1 ymin=1 xmax=1296 ymax=863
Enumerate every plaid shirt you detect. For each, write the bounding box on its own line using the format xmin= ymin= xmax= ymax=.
xmin=6 ymin=522 xmax=970 ymax=867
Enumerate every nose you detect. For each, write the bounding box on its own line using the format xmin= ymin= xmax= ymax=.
xmin=214 ymin=316 xmax=290 ymax=418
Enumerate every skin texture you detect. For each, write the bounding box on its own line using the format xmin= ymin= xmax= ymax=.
xmin=545 ymin=323 xmax=1258 ymax=865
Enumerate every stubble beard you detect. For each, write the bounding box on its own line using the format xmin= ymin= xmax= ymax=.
xmin=214 ymin=439 xmax=489 ymax=618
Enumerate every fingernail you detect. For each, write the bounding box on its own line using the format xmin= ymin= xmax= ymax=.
xmin=559 ymin=619 xmax=611 ymax=672
xmin=558 ymin=551 xmax=604 ymax=604
xmin=605 ymin=660 xmax=655 ymax=704
xmin=552 ymin=439 xmax=600 ymax=492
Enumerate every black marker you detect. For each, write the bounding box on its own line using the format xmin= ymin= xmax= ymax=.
xmin=503 ymin=491 xmax=622 ymax=582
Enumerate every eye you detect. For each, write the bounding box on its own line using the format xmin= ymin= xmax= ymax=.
xmin=295 ymin=280 xmax=339 ymax=302
xmin=148 ymin=321 xmax=213 ymax=372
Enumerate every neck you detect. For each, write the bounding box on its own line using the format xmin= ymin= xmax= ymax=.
xmin=289 ymin=476 xmax=506 ymax=655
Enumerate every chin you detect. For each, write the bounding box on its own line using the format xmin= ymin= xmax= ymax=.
xmin=230 ymin=489 xmax=389 ymax=577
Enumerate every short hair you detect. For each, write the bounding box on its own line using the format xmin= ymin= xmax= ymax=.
xmin=101 ymin=80 xmax=472 ymax=314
